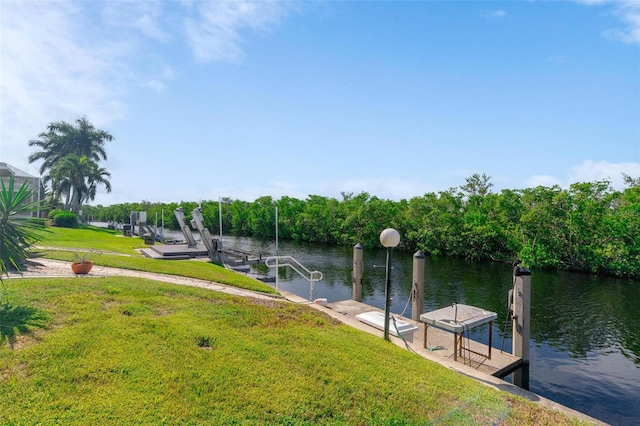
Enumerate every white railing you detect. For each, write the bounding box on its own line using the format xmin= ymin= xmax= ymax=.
xmin=265 ymin=256 xmax=323 ymax=300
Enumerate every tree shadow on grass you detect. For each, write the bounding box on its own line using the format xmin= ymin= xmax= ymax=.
xmin=0 ymin=302 xmax=50 ymax=348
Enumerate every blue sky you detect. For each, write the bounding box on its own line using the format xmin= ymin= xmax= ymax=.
xmin=1 ymin=0 xmax=639 ymax=205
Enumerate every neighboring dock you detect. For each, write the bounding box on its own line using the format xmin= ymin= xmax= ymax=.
xmin=139 ymin=243 xmax=266 ymax=263
xmin=140 ymin=243 xmax=209 ymax=260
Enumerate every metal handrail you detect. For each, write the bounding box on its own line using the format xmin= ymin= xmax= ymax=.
xmin=265 ymin=256 xmax=323 ymax=300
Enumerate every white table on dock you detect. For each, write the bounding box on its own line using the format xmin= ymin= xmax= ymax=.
xmin=420 ymin=304 xmax=497 ymax=362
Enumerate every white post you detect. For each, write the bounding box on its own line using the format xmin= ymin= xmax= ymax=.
xmin=218 ymin=197 xmax=223 ymax=240
xmin=275 ymin=206 xmax=279 ymax=292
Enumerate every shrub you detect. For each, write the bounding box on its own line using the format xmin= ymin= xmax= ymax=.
xmin=49 ymin=210 xmax=78 ymax=228
xmin=47 ymin=209 xmax=63 ymax=220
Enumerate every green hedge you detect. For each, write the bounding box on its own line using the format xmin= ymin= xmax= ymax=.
xmin=48 ymin=209 xmax=78 ymax=228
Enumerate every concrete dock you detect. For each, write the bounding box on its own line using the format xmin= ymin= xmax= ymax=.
xmin=315 ymin=299 xmax=521 ymax=378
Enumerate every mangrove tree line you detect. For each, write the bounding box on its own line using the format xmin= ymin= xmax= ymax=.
xmin=83 ymin=174 xmax=640 ymax=278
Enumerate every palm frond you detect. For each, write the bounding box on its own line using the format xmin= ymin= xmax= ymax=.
xmin=0 ymin=176 xmax=47 ymax=277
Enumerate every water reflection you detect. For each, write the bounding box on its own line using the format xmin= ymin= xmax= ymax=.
xmin=531 ymin=270 xmax=640 ymax=364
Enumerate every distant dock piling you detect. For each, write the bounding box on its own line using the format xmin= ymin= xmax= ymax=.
xmin=352 ymin=243 xmax=363 ymax=301
xmin=412 ymin=250 xmax=425 ymax=321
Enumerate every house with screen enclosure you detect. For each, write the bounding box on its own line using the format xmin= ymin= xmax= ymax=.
xmin=0 ymin=162 xmax=45 ymax=218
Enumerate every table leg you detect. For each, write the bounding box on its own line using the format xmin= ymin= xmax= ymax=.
xmin=423 ymin=323 xmax=428 ymax=349
xmin=453 ymin=332 xmax=458 ymax=361
xmin=488 ymin=320 xmax=493 ymax=360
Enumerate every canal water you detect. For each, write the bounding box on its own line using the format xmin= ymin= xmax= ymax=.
xmin=102 ymin=225 xmax=639 ymax=424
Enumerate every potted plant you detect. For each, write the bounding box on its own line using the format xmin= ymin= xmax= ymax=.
xmin=71 ymin=251 xmax=93 ymax=275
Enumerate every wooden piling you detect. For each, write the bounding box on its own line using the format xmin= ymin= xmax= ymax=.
xmin=412 ymin=250 xmax=425 ymax=321
xmin=352 ymin=243 xmax=364 ymax=301
xmin=512 ymin=266 xmax=531 ymax=389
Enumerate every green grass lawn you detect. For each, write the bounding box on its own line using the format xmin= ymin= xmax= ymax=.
xmin=36 ymin=225 xmax=276 ymax=294
xmin=0 ymin=277 xmax=586 ymax=425
xmin=37 ymin=224 xmax=148 ymax=253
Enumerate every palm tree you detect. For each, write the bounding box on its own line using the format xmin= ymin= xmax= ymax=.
xmin=42 ymin=165 xmax=71 ymax=210
xmin=45 ymin=154 xmax=112 ymax=214
xmin=68 ymin=156 xmax=112 ymax=213
xmin=28 ymin=116 xmax=113 ymax=214
xmin=80 ymin=162 xmax=112 ymax=207
xmin=0 ymin=176 xmax=46 ymax=277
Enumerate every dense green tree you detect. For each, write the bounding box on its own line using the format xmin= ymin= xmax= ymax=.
xmin=198 ymin=200 xmax=223 ymax=236
xmin=565 ymin=181 xmax=612 ymax=272
xmin=338 ymin=192 xmax=374 ymax=245
xmin=623 ymin=173 xmax=640 ymax=187
xmin=518 ymin=185 xmax=568 ymax=269
xmin=435 ymin=189 xmax=466 ymax=256
xmin=402 ymin=193 xmax=439 ymax=253
xmin=459 ymin=173 xmax=493 ymax=197
xmin=277 ymin=196 xmax=306 ymax=240
xmin=245 ymin=196 xmax=276 ymax=237
xmin=462 ymin=193 xmax=504 ymax=261
xmin=494 ymin=189 xmax=524 ymax=261
xmin=228 ymin=200 xmax=250 ymax=235
xmin=296 ymin=195 xmax=339 ymax=244
xmin=608 ymin=185 xmax=640 ymax=276
xmin=218 ymin=198 xmax=235 ymax=234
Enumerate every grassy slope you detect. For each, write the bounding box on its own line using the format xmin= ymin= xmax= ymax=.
xmin=0 ymin=277 xmax=585 ymax=425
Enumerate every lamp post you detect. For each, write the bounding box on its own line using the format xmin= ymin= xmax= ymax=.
xmin=380 ymin=228 xmax=400 ymax=341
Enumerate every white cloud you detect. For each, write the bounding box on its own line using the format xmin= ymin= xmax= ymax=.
xmin=183 ymin=1 xmax=292 ymax=63
xmin=142 ymin=63 xmax=176 ymax=92
xmin=482 ymin=9 xmax=507 ymax=19
xmin=578 ymin=0 xmax=640 ymax=44
xmin=525 ymin=161 xmax=640 ymax=191
xmin=568 ymin=160 xmax=640 ymax=189
xmin=606 ymin=1 xmax=640 ymax=44
xmin=101 ymin=1 xmax=172 ymax=43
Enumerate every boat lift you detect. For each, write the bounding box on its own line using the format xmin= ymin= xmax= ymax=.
xmin=174 ymin=208 xmax=198 ymax=248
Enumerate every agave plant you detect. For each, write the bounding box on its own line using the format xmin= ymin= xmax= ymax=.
xmin=0 ymin=175 xmax=46 ymax=278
